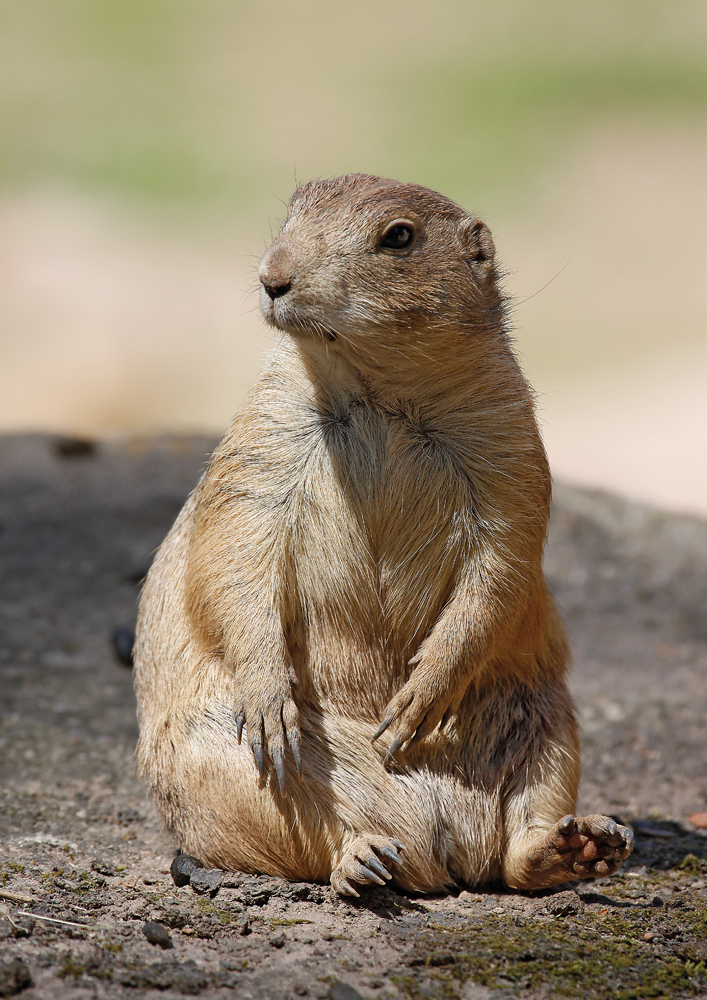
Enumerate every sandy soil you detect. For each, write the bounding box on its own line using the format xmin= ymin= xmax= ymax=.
xmin=0 ymin=434 xmax=705 ymax=999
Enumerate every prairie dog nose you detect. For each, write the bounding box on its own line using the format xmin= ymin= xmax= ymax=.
xmin=259 ymin=244 xmax=294 ymax=300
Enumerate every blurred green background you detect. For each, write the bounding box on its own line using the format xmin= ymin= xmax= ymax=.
xmin=2 ymin=0 xmax=706 ymax=214
xmin=1 ymin=0 xmax=706 ymax=513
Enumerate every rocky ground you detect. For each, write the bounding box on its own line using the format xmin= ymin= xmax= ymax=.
xmin=0 ymin=433 xmax=705 ymax=1000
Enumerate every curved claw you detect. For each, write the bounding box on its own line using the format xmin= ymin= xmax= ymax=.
xmin=356 ymin=865 xmax=386 ymax=886
xmin=558 ymin=814 xmax=574 ymax=834
xmin=383 ymin=735 xmax=404 ymax=765
xmin=372 ymin=716 xmax=392 ymax=743
xmin=235 ymin=713 xmax=244 ymax=744
xmin=363 ymin=855 xmax=392 ymax=880
xmin=251 ymin=741 xmax=265 ymax=777
xmin=335 ymin=879 xmax=360 ymax=898
xmin=272 ymin=747 xmax=287 ymax=796
xmin=379 ymin=840 xmax=406 ymax=864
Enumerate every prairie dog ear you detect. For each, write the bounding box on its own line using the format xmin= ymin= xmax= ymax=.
xmin=458 ymin=217 xmax=495 ymax=275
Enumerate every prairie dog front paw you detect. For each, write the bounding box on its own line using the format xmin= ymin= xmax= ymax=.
xmin=235 ymin=678 xmax=301 ymax=795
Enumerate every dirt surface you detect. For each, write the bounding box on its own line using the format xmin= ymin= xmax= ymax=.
xmin=0 ymin=433 xmax=706 ymax=1000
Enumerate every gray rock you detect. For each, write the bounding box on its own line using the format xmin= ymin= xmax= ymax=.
xmin=189 ymin=867 xmax=222 ymax=896
xmin=142 ymin=920 xmax=173 ymax=949
xmin=545 ymin=889 xmax=584 ymax=917
xmin=170 ymin=854 xmax=204 ymax=887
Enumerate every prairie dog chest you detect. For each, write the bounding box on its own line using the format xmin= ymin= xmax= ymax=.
xmin=282 ymin=390 xmax=473 ymax=641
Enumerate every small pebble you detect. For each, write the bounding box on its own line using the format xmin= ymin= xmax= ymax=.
xmin=111 ymin=627 xmax=135 ymax=667
xmin=328 ymin=984 xmax=363 ymax=1000
xmin=545 ymin=890 xmax=583 ymax=917
xmin=644 ymin=931 xmax=659 ymax=942
xmin=270 ymin=932 xmax=286 ymax=948
xmin=190 ymin=867 xmax=222 ymax=896
xmin=170 ymin=854 xmax=204 ymax=887
xmin=688 ymin=812 xmax=707 ymax=829
xmin=142 ymin=921 xmax=173 ymax=949
xmin=240 ymin=919 xmax=252 ymax=936
xmin=651 ymin=895 xmax=665 ymax=907
xmin=54 ymin=436 xmax=96 ymax=458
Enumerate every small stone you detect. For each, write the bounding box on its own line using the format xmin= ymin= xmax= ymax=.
xmin=270 ymin=932 xmax=286 ymax=948
xmin=328 ymin=985 xmax=363 ymax=1000
xmin=688 ymin=812 xmax=707 ymax=829
xmin=54 ymin=436 xmax=96 ymax=458
xmin=545 ymin=890 xmax=583 ymax=917
xmin=190 ymin=867 xmax=222 ymax=896
xmin=170 ymin=854 xmax=204 ymax=887
xmin=142 ymin=920 xmax=173 ymax=949
xmin=240 ymin=919 xmax=252 ymax=936
xmin=0 ymin=958 xmax=32 ymax=996
xmin=651 ymin=895 xmax=665 ymax=907
xmin=644 ymin=931 xmax=659 ymax=941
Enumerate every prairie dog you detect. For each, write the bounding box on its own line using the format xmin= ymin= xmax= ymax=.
xmin=134 ymin=174 xmax=632 ymax=894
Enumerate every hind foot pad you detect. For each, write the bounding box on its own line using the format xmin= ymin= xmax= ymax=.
xmin=530 ymin=813 xmax=634 ymax=883
xmin=331 ymin=835 xmax=406 ymax=897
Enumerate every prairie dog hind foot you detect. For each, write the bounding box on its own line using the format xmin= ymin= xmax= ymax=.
xmin=507 ymin=814 xmax=634 ymax=891
xmin=331 ymin=835 xmax=406 ymax=897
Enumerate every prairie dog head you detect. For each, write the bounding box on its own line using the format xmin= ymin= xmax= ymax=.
xmin=258 ymin=175 xmax=504 ymax=369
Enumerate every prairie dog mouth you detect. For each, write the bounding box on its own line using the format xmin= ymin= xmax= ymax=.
xmin=263 ymin=295 xmax=339 ymax=343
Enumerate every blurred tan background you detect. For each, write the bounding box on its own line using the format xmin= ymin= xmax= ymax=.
xmin=1 ymin=0 xmax=705 ymax=515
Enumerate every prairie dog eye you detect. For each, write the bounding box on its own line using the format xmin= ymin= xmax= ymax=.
xmin=380 ymin=222 xmax=415 ymax=250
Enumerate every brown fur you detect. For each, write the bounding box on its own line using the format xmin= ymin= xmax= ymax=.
xmin=134 ymin=174 xmax=632 ymax=894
